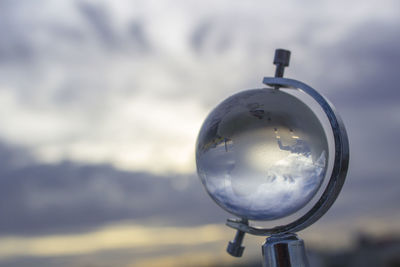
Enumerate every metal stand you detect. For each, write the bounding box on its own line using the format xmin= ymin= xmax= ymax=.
xmin=222 ymin=48 xmax=349 ymax=266
xmin=262 ymin=233 xmax=309 ymax=267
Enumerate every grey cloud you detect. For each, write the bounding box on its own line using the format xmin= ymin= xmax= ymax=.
xmin=128 ymin=21 xmax=152 ymax=52
xmin=77 ymin=1 xmax=118 ymax=48
xmin=0 ymin=0 xmax=38 ymax=63
xmin=76 ymin=1 xmax=152 ymax=52
xmin=0 ymin=139 xmax=398 ymax=238
xmin=0 ymin=0 xmax=151 ymax=66
xmin=308 ymin=20 xmax=400 ymax=107
xmin=190 ymin=20 xmax=213 ymax=52
xmin=190 ymin=19 xmax=234 ymax=56
xmin=323 ymin=169 xmax=400 ymax=222
xmin=0 ymin=142 xmax=227 ymax=236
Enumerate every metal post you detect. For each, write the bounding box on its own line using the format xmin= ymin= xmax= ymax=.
xmin=226 ymin=219 xmax=248 ymax=257
xmin=273 ymin=49 xmax=291 ymax=89
xmin=273 ymin=49 xmax=291 ymax=78
xmin=262 ymin=233 xmax=309 ymax=267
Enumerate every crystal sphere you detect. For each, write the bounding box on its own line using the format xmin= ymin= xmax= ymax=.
xmin=196 ymin=88 xmax=329 ymax=220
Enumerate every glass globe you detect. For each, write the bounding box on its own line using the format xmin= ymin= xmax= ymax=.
xmin=196 ymin=88 xmax=329 ymax=220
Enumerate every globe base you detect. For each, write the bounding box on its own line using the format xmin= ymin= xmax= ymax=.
xmin=262 ymin=233 xmax=309 ymax=267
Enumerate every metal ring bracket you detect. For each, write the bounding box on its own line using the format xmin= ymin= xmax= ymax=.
xmin=226 ymin=77 xmax=350 ymax=236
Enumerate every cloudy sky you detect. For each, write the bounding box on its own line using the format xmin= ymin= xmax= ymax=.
xmin=0 ymin=0 xmax=399 ymax=266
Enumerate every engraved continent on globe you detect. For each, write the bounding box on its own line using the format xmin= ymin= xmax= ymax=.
xmin=196 ymin=89 xmax=329 ymax=220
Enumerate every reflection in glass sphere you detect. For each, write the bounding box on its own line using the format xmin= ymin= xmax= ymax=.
xmin=196 ymin=89 xmax=329 ymax=220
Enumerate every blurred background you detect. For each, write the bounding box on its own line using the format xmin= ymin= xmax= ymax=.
xmin=0 ymin=0 xmax=400 ymax=266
